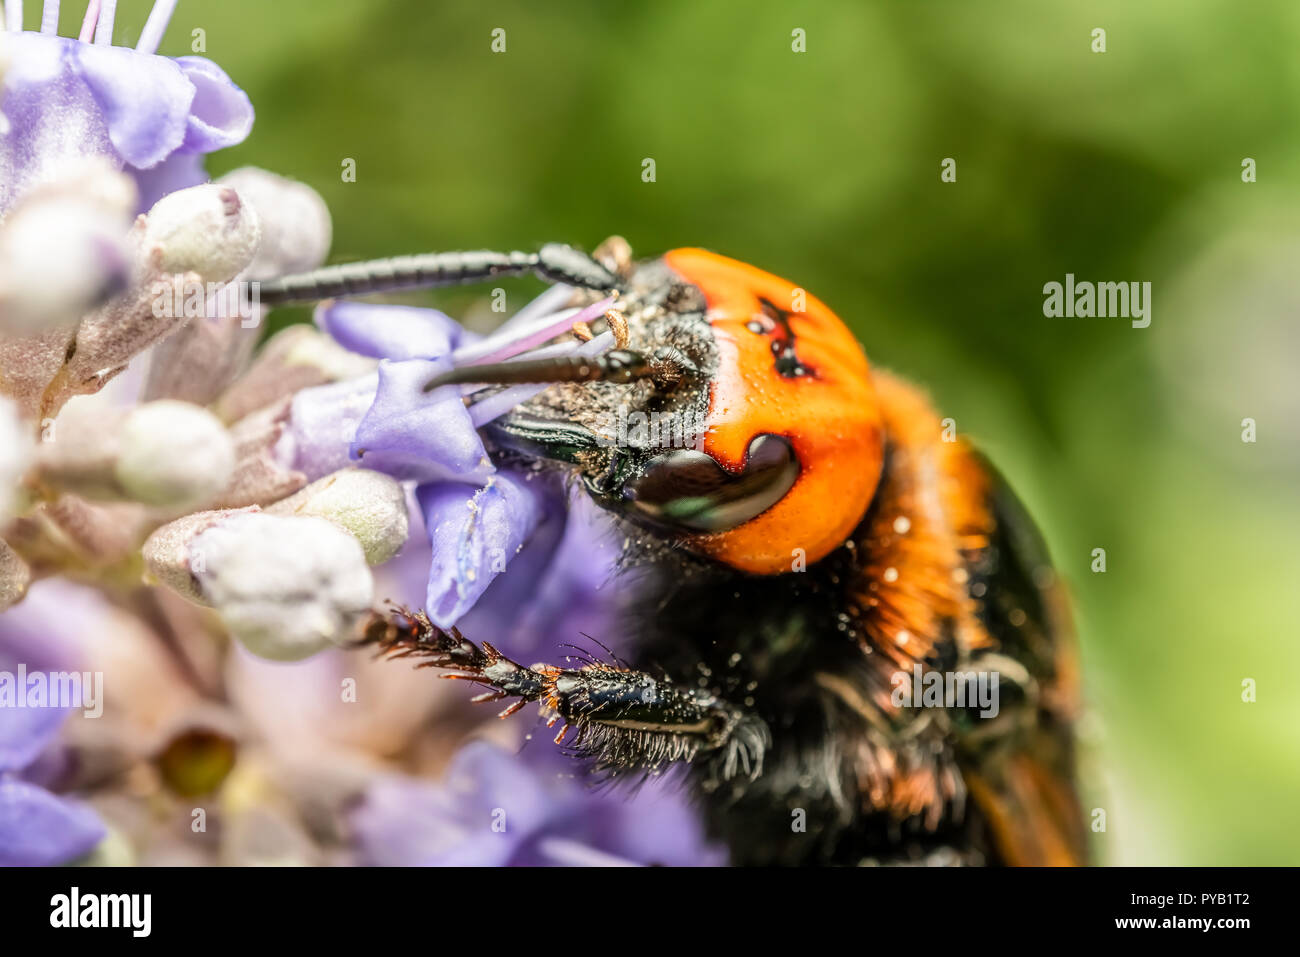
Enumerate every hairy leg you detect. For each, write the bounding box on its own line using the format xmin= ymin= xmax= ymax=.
xmin=361 ymin=608 xmax=768 ymax=779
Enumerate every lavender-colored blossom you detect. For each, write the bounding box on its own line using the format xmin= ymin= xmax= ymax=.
xmin=351 ymin=356 xmax=492 ymax=485
xmin=0 ymin=0 xmax=722 ymax=871
xmin=291 ymin=293 xmax=615 ymax=630
xmin=418 ymin=469 xmax=563 ymax=627
xmin=279 ymin=302 xmax=488 ymax=485
xmin=315 ymin=300 xmax=464 ymax=361
xmin=0 ymin=580 xmax=106 ymax=866
xmin=350 ymin=740 xmax=726 ymax=867
xmin=306 ymin=289 xmax=726 ymax=865
xmin=0 ymin=1 xmax=253 ymax=213
xmin=376 ymin=475 xmax=624 ymax=665
xmin=488 ymin=491 xmax=636 ymax=660
xmin=277 ymin=372 xmax=379 ymax=481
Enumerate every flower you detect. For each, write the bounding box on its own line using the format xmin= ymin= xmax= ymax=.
xmin=350 ymin=740 xmax=726 ymax=867
xmin=0 ymin=0 xmax=727 ymax=873
xmin=31 ymin=397 xmax=236 ymax=507
xmin=290 ymin=292 xmax=617 ymax=630
xmin=0 ymin=181 xmax=262 ymax=421
xmin=0 ymin=579 xmax=106 ymax=866
xmin=0 ymin=3 xmax=260 ymax=417
xmin=143 ymin=509 xmax=377 ymax=661
xmin=0 ymin=5 xmax=724 ymax=865
xmin=0 ymin=158 xmax=134 ymax=333
xmin=298 ymin=288 xmax=726 ymax=866
xmin=0 ymin=0 xmax=253 ymax=214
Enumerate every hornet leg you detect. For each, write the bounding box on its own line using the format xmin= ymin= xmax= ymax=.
xmin=361 ymin=608 xmax=768 ymax=779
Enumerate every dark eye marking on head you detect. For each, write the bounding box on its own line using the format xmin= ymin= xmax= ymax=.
xmin=620 ymin=434 xmax=800 ymax=534
xmin=747 ymin=297 xmax=812 ymax=379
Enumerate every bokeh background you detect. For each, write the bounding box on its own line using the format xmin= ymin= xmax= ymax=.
xmin=64 ymin=0 xmax=1300 ymax=864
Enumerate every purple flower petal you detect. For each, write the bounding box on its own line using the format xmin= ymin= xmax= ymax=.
xmin=493 ymin=490 xmax=631 ymax=661
xmin=452 ymin=471 xmax=569 ymax=654
xmin=0 ymin=779 xmax=105 ymax=866
xmin=128 ymin=149 xmax=208 ymax=211
xmin=0 ymin=580 xmax=89 ymax=772
xmin=417 ymin=470 xmax=554 ymax=627
xmin=0 ymin=35 xmax=110 ymax=211
xmin=566 ymin=778 xmax=728 ymax=867
xmin=0 ymin=33 xmax=251 ymax=213
xmin=315 ymin=301 xmax=462 ymax=361
xmin=19 ymin=744 xmax=75 ymax=791
xmin=0 ymin=703 xmax=68 ymax=774
xmin=173 ymin=56 xmax=253 ymax=154
xmin=350 ymin=741 xmax=725 ymax=867
xmin=74 ymin=40 xmax=193 ymax=169
xmin=350 ymin=742 xmax=553 ymax=867
xmin=383 ymin=473 xmax=580 ymax=659
xmin=351 ymin=359 xmax=492 ymax=484
xmin=279 ymin=373 xmax=379 ymax=481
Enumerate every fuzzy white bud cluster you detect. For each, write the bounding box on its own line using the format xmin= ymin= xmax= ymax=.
xmin=142 ymin=184 xmax=262 ymax=286
xmin=114 ymin=401 xmax=237 ymax=507
xmin=33 ymin=399 xmax=236 ymax=509
xmin=0 ymin=160 xmax=136 ymax=333
xmin=267 ymin=469 xmax=408 ymax=565
xmin=142 ymin=498 xmax=392 ymax=662
xmin=190 ymin=512 xmax=373 ymax=661
xmin=216 ymin=167 xmax=332 ymax=280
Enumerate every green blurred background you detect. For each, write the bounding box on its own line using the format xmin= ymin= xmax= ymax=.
xmin=78 ymin=0 xmax=1300 ymax=863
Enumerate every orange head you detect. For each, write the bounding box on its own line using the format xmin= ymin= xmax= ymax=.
xmin=660 ymin=249 xmax=884 ymax=574
xmin=474 ymin=246 xmax=885 ymax=576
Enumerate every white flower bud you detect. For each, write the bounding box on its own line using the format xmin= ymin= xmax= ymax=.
xmin=216 ymin=167 xmax=332 ymax=279
xmin=190 ymin=512 xmax=372 ymax=661
xmin=142 ymin=508 xmax=256 ymax=604
xmin=142 ymin=170 xmax=331 ymax=407
xmin=33 ymin=399 xmax=235 ymax=507
xmin=0 ymin=161 xmax=135 ymax=333
xmin=115 ymin=400 xmax=236 ymax=507
xmin=142 ymin=184 xmax=261 ymax=285
xmin=267 ymin=469 xmax=409 ymax=565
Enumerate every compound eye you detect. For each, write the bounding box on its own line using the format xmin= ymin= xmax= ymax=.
xmin=622 ymin=434 xmax=799 ymax=533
